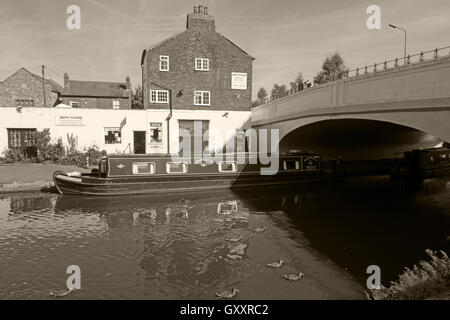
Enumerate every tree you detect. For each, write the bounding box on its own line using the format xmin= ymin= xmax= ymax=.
xmin=256 ymin=87 xmax=268 ymax=104
xmin=313 ymin=52 xmax=349 ymax=85
xmin=131 ymin=85 xmax=144 ymax=109
xmin=290 ymin=72 xmax=304 ymax=92
xmin=270 ymin=84 xmax=288 ymax=100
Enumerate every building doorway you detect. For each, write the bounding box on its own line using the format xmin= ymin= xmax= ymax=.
xmin=7 ymin=128 xmax=37 ymax=158
xmin=133 ymin=131 xmax=146 ymax=154
xmin=178 ymin=120 xmax=209 ymax=158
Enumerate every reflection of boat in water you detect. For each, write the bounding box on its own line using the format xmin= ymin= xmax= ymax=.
xmin=391 ymin=147 xmax=450 ymax=180
xmin=53 ymin=152 xmax=340 ymax=196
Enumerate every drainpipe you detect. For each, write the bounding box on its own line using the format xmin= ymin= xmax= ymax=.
xmin=166 ymin=89 xmax=172 ymax=155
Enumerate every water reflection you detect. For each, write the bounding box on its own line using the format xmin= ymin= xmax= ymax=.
xmin=0 ymin=176 xmax=449 ymax=299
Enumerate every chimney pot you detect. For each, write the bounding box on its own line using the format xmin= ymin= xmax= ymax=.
xmin=64 ymin=72 xmax=69 ymax=88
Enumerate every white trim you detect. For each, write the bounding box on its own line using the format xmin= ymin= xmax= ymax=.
xmin=69 ymin=101 xmax=80 ymax=107
xmin=195 ymin=58 xmax=209 ymax=71
xmin=218 ymin=161 xmax=237 ymax=173
xmin=132 ymin=162 xmax=156 ymax=175
xmin=166 ymin=162 xmax=188 ymax=174
xmin=112 ymin=100 xmax=120 ymax=109
xmin=282 ymin=160 xmax=300 ymax=170
xmin=150 ymin=90 xmax=169 ymax=103
xmin=159 ymin=55 xmax=169 ymax=71
xmin=194 ymin=91 xmax=210 ymax=106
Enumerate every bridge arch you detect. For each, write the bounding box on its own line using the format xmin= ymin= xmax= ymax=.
xmin=276 ymin=117 xmax=444 ymax=160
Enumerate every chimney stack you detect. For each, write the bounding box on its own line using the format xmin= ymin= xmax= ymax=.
xmin=64 ymin=73 xmax=69 ymax=88
xmin=125 ymin=75 xmax=131 ymax=90
xmin=187 ymin=5 xmax=215 ymax=31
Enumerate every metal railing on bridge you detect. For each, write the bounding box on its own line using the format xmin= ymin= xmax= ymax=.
xmin=345 ymin=45 xmax=450 ymax=79
xmin=256 ymin=45 xmax=450 ymax=106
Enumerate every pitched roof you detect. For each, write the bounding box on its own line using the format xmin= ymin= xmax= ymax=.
xmin=61 ymin=80 xmax=129 ymax=98
xmin=1 ymin=67 xmax=63 ymax=93
xmin=28 ymin=69 xmax=63 ymax=93
xmin=141 ymin=29 xmax=254 ymax=65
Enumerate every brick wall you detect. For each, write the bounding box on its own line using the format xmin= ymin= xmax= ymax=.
xmin=0 ymin=69 xmax=58 ymax=108
xmin=59 ymin=96 xmax=131 ymax=109
xmin=143 ymin=13 xmax=253 ymax=112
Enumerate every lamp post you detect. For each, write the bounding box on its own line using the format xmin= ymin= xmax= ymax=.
xmin=388 ymin=24 xmax=407 ymax=66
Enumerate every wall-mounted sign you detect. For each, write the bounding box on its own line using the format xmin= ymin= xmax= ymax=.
xmin=55 ymin=115 xmax=84 ymax=126
xmin=149 ymin=122 xmax=163 ymax=145
xmin=231 ymin=72 xmax=247 ymax=90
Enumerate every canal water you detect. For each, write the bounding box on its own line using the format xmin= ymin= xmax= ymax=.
xmin=0 ymin=176 xmax=449 ymax=299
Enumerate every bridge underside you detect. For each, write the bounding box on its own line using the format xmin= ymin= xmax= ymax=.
xmin=279 ymin=119 xmax=443 ymax=160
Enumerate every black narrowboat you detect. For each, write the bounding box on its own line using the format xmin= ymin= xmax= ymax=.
xmin=53 ymin=152 xmax=339 ymax=196
xmin=390 ymin=147 xmax=450 ymax=180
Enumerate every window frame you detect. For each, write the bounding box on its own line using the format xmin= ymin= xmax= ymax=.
xmin=150 ymin=90 xmax=169 ymax=104
xmin=159 ymin=55 xmax=169 ymax=71
xmin=218 ymin=161 xmax=237 ymax=173
xmin=283 ymin=160 xmax=300 ymax=170
xmin=112 ymin=100 xmax=120 ymax=109
xmin=104 ymin=127 xmax=122 ymax=145
xmin=69 ymin=101 xmax=80 ymax=108
xmin=166 ymin=162 xmax=188 ymax=174
xmin=15 ymin=99 xmax=34 ymax=107
xmin=195 ymin=58 xmax=209 ymax=71
xmin=132 ymin=162 xmax=156 ymax=175
xmin=193 ymin=91 xmax=210 ymax=106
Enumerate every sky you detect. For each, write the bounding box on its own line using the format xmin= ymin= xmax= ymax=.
xmin=1 ymin=0 xmax=449 ymax=99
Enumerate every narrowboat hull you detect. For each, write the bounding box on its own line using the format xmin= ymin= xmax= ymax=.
xmin=53 ymin=170 xmax=339 ymax=196
xmin=390 ymin=147 xmax=450 ymax=180
xmin=53 ymin=153 xmax=340 ymax=196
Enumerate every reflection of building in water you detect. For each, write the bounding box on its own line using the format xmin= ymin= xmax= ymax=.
xmin=9 ymin=196 xmax=53 ymax=215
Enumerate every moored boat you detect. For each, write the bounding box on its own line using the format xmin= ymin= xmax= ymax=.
xmin=390 ymin=147 xmax=450 ymax=180
xmin=53 ymin=152 xmax=340 ymax=196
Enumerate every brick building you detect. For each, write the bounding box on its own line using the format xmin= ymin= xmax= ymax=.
xmin=140 ymin=5 xmax=253 ymax=154
xmin=0 ymin=67 xmax=62 ymax=108
xmin=58 ymin=73 xmax=132 ymax=109
xmin=0 ymin=68 xmax=62 ymax=157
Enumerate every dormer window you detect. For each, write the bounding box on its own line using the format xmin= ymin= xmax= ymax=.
xmin=195 ymin=58 xmax=209 ymax=71
xmin=159 ymin=55 xmax=169 ymax=71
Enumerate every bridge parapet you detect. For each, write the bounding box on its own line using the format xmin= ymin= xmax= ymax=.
xmin=252 ymin=50 xmax=450 ymax=126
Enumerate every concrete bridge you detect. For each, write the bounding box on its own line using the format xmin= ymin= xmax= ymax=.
xmin=252 ymin=48 xmax=450 ymax=159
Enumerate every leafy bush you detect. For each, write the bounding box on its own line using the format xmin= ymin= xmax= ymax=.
xmin=1 ymin=128 xmax=104 ymax=167
xmin=62 ymin=150 xmax=88 ymax=167
xmin=2 ymin=148 xmax=25 ymax=163
xmin=367 ymin=249 xmax=450 ymax=300
xmin=85 ymin=145 xmax=103 ymax=166
xmin=32 ymin=129 xmax=66 ymax=163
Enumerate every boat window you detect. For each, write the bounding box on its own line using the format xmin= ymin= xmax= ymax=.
xmin=283 ymin=160 xmax=300 ymax=170
xmin=166 ymin=162 xmax=188 ymax=174
xmin=429 ymin=156 xmax=434 ymax=163
xmin=218 ymin=161 xmax=237 ymax=172
xmin=440 ymin=154 xmax=447 ymax=162
xmin=132 ymin=162 xmax=156 ymax=174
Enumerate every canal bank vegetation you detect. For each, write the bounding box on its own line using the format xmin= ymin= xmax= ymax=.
xmin=368 ymin=249 xmax=450 ymax=300
xmin=1 ymin=129 xmax=103 ymax=167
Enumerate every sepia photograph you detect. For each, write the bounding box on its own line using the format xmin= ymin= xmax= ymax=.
xmin=0 ymin=0 xmax=449 ymax=312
